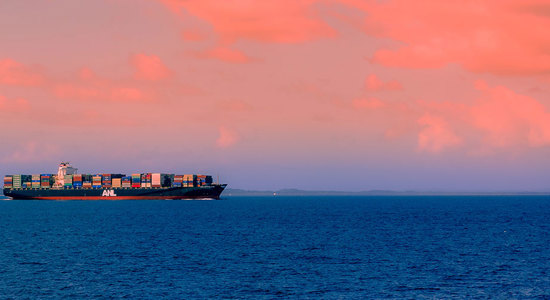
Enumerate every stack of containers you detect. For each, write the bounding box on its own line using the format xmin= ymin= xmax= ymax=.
xmin=173 ymin=175 xmax=183 ymax=187
xmin=32 ymin=174 xmax=40 ymax=188
xmin=3 ymin=176 xmax=13 ymax=188
xmin=131 ymin=174 xmax=141 ymax=188
xmin=83 ymin=182 xmax=92 ymax=188
xmin=141 ymin=173 xmax=152 ymax=188
xmin=12 ymin=175 xmax=22 ymax=188
xmin=196 ymin=175 xmax=208 ymax=187
xmin=92 ymin=175 xmax=102 ymax=188
xmin=183 ymin=175 xmax=195 ymax=187
xmin=102 ymin=174 xmax=112 ymax=188
xmin=161 ymin=174 xmax=174 ymax=187
xmin=83 ymin=174 xmax=92 ymax=188
xmin=73 ymin=174 xmax=83 ymax=188
xmin=112 ymin=178 xmax=122 ymax=188
xmin=205 ymin=175 xmax=213 ymax=185
xmin=22 ymin=175 xmax=32 ymax=188
xmin=122 ymin=176 xmax=131 ymax=188
xmin=40 ymin=174 xmax=51 ymax=189
xmin=152 ymin=173 xmax=161 ymax=188
xmin=64 ymin=174 xmax=73 ymax=188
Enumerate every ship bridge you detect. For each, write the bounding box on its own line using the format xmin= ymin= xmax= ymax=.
xmin=53 ymin=162 xmax=78 ymax=188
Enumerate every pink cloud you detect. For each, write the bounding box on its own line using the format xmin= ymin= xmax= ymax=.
xmin=110 ymin=87 xmax=145 ymax=102
xmin=190 ymin=46 xmax=251 ymax=63
xmin=53 ymin=84 xmax=100 ymax=100
xmin=159 ymin=0 xmax=336 ymax=43
xmin=470 ymin=81 xmax=550 ymax=148
xmin=216 ymin=126 xmax=239 ymax=148
xmin=131 ymin=54 xmax=172 ymax=81
xmin=182 ymin=29 xmax=208 ymax=42
xmin=352 ymin=97 xmax=385 ymax=109
xmin=361 ymin=0 xmax=550 ymax=76
xmin=365 ymin=74 xmax=402 ymax=91
xmin=414 ymin=81 xmax=550 ymax=152
xmin=417 ymin=113 xmax=462 ymax=153
xmin=0 ymin=94 xmax=30 ymax=113
xmin=54 ymin=83 xmax=148 ymax=102
xmin=0 ymin=59 xmax=44 ymax=86
xmin=1 ymin=141 xmax=60 ymax=164
xmin=52 ymin=67 xmax=151 ymax=102
xmin=78 ymin=67 xmax=97 ymax=81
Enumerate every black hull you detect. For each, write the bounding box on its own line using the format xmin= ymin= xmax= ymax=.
xmin=3 ymin=184 xmax=227 ymax=200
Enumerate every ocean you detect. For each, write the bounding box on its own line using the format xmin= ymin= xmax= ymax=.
xmin=0 ymin=195 xmax=549 ymax=298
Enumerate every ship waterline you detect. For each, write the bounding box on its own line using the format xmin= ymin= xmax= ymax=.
xmin=3 ymin=185 xmax=227 ymax=200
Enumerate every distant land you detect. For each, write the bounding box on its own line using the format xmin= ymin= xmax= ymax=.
xmin=224 ymin=188 xmax=550 ymax=196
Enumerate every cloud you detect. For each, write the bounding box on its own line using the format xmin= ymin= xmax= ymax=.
xmin=78 ymin=67 xmax=97 ymax=81
xmin=189 ymin=46 xmax=251 ymax=63
xmin=182 ymin=29 xmax=208 ymax=42
xmin=159 ymin=0 xmax=337 ymax=44
xmin=53 ymin=83 xmax=147 ymax=102
xmin=417 ymin=113 xmax=462 ymax=153
xmin=0 ymin=94 xmax=30 ymax=113
xmin=110 ymin=87 xmax=145 ymax=102
xmin=365 ymin=74 xmax=402 ymax=91
xmin=52 ymin=67 xmax=151 ymax=102
xmin=352 ymin=97 xmax=385 ymax=109
xmin=131 ymin=54 xmax=172 ymax=81
xmin=0 ymin=59 xmax=44 ymax=86
xmin=216 ymin=126 xmax=239 ymax=148
xmin=470 ymin=80 xmax=550 ymax=148
xmin=414 ymin=81 xmax=550 ymax=152
xmin=360 ymin=0 xmax=550 ymax=76
xmin=53 ymin=84 xmax=100 ymax=100
xmin=2 ymin=141 xmax=60 ymax=164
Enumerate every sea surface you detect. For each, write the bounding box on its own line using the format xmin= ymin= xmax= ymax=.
xmin=1 ymin=195 xmax=550 ymax=298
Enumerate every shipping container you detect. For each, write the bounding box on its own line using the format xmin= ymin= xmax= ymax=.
xmin=112 ymin=178 xmax=122 ymax=188
xmin=132 ymin=174 xmax=141 ymax=186
xmin=152 ymin=173 xmax=161 ymax=188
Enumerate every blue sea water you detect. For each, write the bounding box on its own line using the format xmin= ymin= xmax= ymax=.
xmin=1 ymin=195 xmax=550 ymax=298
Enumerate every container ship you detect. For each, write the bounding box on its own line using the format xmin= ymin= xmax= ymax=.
xmin=2 ymin=162 xmax=227 ymax=200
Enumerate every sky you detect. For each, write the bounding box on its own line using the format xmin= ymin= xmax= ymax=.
xmin=1 ymin=0 xmax=550 ymax=191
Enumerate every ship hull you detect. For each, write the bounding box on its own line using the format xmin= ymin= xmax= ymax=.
xmin=2 ymin=184 xmax=227 ymax=200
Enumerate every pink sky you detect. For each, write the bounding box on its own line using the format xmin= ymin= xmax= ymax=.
xmin=1 ymin=0 xmax=550 ymax=191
